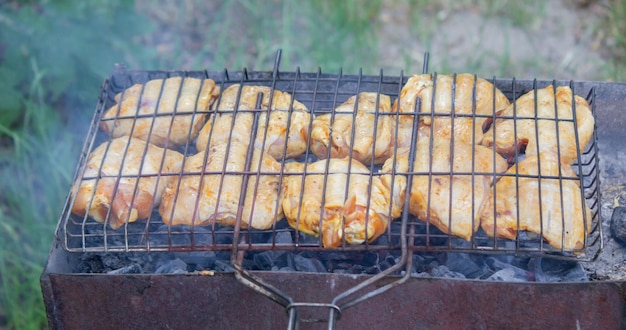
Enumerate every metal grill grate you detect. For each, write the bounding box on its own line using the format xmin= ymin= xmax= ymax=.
xmin=56 ymin=53 xmax=602 ymax=261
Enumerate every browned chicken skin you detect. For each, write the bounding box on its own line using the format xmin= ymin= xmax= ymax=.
xmin=195 ymin=84 xmax=311 ymax=160
xmin=480 ymin=152 xmax=592 ymax=250
xmin=101 ymin=77 xmax=219 ymax=148
xmin=282 ymin=157 xmax=406 ymax=247
xmin=310 ymin=92 xmax=395 ymax=165
xmin=158 ymin=146 xmax=283 ymax=229
xmin=393 ymin=74 xmax=510 ymax=147
xmin=160 ymin=86 xmax=286 ymax=229
xmin=409 ymin=138 xmax=509 ymax=241
xmin=71 ymin=136 xmax=184 ymax=229
xmin=481 ymin=85 xmax=594 ymax=164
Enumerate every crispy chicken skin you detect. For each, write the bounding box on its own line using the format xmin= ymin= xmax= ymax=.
xmin=71 ymin=136 xmax=184 ymax=229
xmin=282 ymin=157 xmax=405 ymax=247
xmin=310 ymin=92 xmax=395 ymax=165
xmin=158 ymin=147 xmax=283 ymax=229
xmin=101 ymin=77 xmax=218 ymax=148
xmin=481 ymin=85 xmax=594 ymax=164
xmin=393 ymin=74 xmax=510 ymax=147
xmin=480 ymin=153 xmax=592 ymax=250
xmin=409 ymin=138 xmax=509 ymax=241
xmin=195 ymin=84 xmax=311 ymax=160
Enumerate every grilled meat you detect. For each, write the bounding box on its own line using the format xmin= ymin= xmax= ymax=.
xmin=195 ymin=84 xmax=311 ymax=160
xmin=71 ymin=136 xmax=184 ymax=229
xmin=393 ymin=74 xmax=510 ymax=147
xmin=481 ymin=85 xmax=595 ymax=164
xmin=159 ymin=146 xmax=283 ymax=229
xmin=101 ymin=77 xmax=218 ymax=148
xmin=310 ymin=92 xmax=395 ymax=165
xmin=480 ymin=152 xmax=592 ymax=250
xmin=409 ymin=138 xmax=509 ymax=241
xmin=282 ymin=157 xmax=405 ymax=247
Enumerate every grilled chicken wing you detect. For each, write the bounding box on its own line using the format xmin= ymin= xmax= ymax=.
xmin=159 ymin=145 xmax=283 ymax=229
xmin=481 ymin=86 xmax=594 ymax=164
xmin=195 ymin=85 xmax=311 ymax=160
xmin=409 ymin=138 xmax=509 ymax=241
xmin=101 ymin=77 xmax=218 ymax=148
xmin=480 ymin=152 xmax=592 ymax=250
xmin=282 ymin=157 xmax=405 ymax=247
xmin=309 ymin=92 xmax=395 ymax=165
xmin=393 ymin=74 xmax=510 ymax=147
xmin=71 ymin=136 xmax=184 ymax=229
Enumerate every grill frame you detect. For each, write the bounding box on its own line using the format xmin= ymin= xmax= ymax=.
xmin=56 ymin=54 xmax=603 ymax=261
xmin=42 ymin=55 xmax=626 ymax=328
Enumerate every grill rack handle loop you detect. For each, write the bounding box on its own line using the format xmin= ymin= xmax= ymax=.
xmin=285 ymin=302 xmax=342 ymax=325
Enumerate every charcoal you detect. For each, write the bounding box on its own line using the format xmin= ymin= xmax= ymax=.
xmin=430 ymin=265 xmax=465 ymax=279
xmin=485 ymin=257 xmax=532 ymax=281
xmin=610 ymin=206 xmax=626 ymax=245
xmin=528 ymin=258 xmax=588 ymax=283
xmin=253 ymin=251 xmax=278 ymax=270
xmin=410 ymin=254 xmax=436 ymax=274
xmin=155 ymin=258 xmax=188 ymax=274
xmin=214 ymin=260 xmax=235 ymax=272
xmin=362 ymin=251 xmax=380 ymax=267
xmin=100 ymin=254 xmax=127 ymax=270
xmin=379 ymin=255 xmax=397 ymax=271
xmin=107 ymin=263 xmax=143 ymax=274
xmin=273 ymin=231 xmax=293 ymax=244
xmin=295 ymin=232 xmax=320 ymax=245
xmin=486 ymin=268 xmax=529 ymax=282
xmin=364 ymin=266 xmax=381 ymax=274
xmin=76 ymin=255 xmax=105 ymax=273
xmin=216 ymin=251 xmax=231 ymax=262
xmin=177 ymin=252 xmax=216 ymax=269
xmin=445 ymin=253 xmax=484 ymax=279
xmin=294 ymin=254 xmax=327 ymax=273
xmin=328 ymin=262 xmax=352 ymax=273
xmin=243 ymin=229 xmax=273 ymax=244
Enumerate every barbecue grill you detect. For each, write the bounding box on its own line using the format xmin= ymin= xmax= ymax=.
xmin=41 ymin=51 xmax=625 ymax=329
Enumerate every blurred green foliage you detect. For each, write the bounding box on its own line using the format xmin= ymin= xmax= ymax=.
xmin=0 ymin=0 xmax=156 ymax=130
xmin=0 ymin=1 xmax=158 ymax=328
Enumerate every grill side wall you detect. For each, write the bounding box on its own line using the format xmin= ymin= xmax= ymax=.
xmin=41 ymin=246 xmax=625 ymax=330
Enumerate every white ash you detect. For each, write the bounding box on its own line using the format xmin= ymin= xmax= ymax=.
xmin=586 ymin=141 xmax=626 ymax=281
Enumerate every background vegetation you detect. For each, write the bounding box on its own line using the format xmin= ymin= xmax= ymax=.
xmin=0 ymin=0 xmax=624 ymax=328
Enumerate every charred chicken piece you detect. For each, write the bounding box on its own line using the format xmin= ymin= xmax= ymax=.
xmin=101 ymin=77 xmax=219 ymax=148
xmin=393 ymin=73 xmax=510 ymax=147
xmin=71 ymin=136 xmax=184 ymax=229
xmin=409 ymin=138 xmax=509 ymax=241
xmin=481 ymin=85 xmax=594 ymax=164
xmin=195 ymin=84 xmax=311 ymax=160
xmin=480 ymin=152 xmax=592 ymax=250
xmin=310 ymin=92 xmax=395 ymax=165
xmin=282 ymin=157 xmax=406 ymax=248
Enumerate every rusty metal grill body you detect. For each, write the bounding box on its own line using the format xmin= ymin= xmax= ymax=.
xmin=50 ymin=52 xmax=607 ymax=328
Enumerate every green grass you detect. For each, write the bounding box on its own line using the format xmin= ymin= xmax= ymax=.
xmin=597 ymin=0 xmax=626 ymax=82
xmin=2 ymin=0 xmax=626 ymax=329
xmin=0 ymin=61 xmax=77 ymax=329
